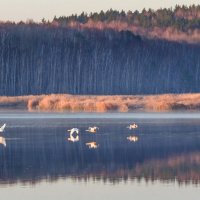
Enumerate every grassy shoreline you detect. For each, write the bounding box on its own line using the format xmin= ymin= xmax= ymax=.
xmin=0 ymin=93 xmax=200 ymax=112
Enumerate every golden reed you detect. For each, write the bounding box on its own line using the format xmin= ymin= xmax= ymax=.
xmin=0 ymin=93 xmax=199 ymax=112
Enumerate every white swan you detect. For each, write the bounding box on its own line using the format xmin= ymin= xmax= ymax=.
xmin=0 ymin=137 xmax=6 ymax=147
xmin=127 ymin=123 xmax=138 ymax=130
xmin=86 ymin=142 xmax=99 ymax=149
xmin=67 ymin=128 xmax=79 ymax=136
xmin=67 ymin=128 xmax=80 ymax=142
xmin=127 ymin=135 xmax=138 ymax=142
xmin=86 ymin=126 xmax=99 ymax=133
xmin=0 ymin=124 xmax=6 ymax=132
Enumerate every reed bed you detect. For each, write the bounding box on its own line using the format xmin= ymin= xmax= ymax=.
xmin=0 ymin=93 xmax=200 ymax=112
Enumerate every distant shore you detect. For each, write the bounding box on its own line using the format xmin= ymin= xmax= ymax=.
xmin=0 ymin=93 xmax=199 ymax=112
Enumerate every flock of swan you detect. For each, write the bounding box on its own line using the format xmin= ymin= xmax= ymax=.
xmin=0 ymin=122 xmax=139 ymax=149
xmin=67 ymin=123 xmax=139 ymax=149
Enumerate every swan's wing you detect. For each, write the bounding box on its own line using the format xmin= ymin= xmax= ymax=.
xmin=68 ymin=128 xmax=79 ymax=134
xmin=0 ymin=124 xmax=6 ymax=132
xmin=86 ymin=142 xmax=93 ymax=145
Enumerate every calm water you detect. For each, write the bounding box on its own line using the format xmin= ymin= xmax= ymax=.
xmin=0 ymin=112 xmax=200 ymax=200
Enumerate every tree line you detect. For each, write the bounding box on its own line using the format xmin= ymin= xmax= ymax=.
xmin=53 ymin=5 xmax=200 ymax=32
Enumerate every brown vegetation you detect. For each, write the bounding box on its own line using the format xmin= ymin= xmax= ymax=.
xmin=68 ymin=20 xmax=200 ymax=43
xmin=0 ymin=93 xmax=200 ymax=112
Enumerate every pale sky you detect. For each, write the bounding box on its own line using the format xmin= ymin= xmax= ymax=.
xmin=0 ymin=0 xmax=199 ymax=22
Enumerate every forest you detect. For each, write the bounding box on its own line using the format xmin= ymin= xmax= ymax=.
xmin=53 ymin=5 xmax=200 ymax=31
xmin=52 ymin=5 xmax=200 ymax=43
xmin=0 ymin=23 xmax=200 ymax=96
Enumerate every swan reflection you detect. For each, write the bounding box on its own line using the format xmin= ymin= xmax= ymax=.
xmin=86 ymin=142 xmax=99 ymax=149
xmin=68 ymin=135 xmax=79 ymax=142
xmin=0 ymin=136 xmax=6 ymax=147
xmin=127 ymin=135 xmax=138 ymax=142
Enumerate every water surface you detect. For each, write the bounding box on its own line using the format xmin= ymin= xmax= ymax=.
xmin=0 ymin=112 xmax=200 ymax=199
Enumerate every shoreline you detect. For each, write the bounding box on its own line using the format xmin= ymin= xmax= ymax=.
xmin=0 ymin=93 xmax=200 ymax=112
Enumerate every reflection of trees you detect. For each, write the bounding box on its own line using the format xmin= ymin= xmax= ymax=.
xmin=133 ymin=152 xmax=200 ymax=184
xmin=1 ymin=151 xmax=200 ymax=185
xmin=0 ymin=139 xmax=200 ymax=185
xmin=63 ymin=152 xmax=200 ymax=185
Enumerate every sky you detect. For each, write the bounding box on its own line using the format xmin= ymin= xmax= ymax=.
xmin=0 ymin=0 xmax=199 ymax=22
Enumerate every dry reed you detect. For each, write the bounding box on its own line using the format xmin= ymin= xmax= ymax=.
xmin=0 ymin=93 xmax=200 ymax=112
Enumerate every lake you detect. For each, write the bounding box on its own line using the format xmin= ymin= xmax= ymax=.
xmin=0 ymin=112 xmax=200 ymax=200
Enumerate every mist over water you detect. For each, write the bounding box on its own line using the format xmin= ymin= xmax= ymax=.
xmin=0 ymin=112 xmax=199 ymax=199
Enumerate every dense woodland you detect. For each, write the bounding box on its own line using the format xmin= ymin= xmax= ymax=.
xmin=54 ymin=5 xmax=200 ymax=31
xmin=51 ymin=5 xmax=200 ymax=43
xmin=0 ymin=6 xmax=200 ymax=96
xmin=0 ymin=23 xmax=200 ymax=96
xmin=3 ymin=5 xmax=200 ymax=43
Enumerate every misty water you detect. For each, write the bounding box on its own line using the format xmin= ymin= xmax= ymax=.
xmin=0 ymin=112 xmax=200 ymax=200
